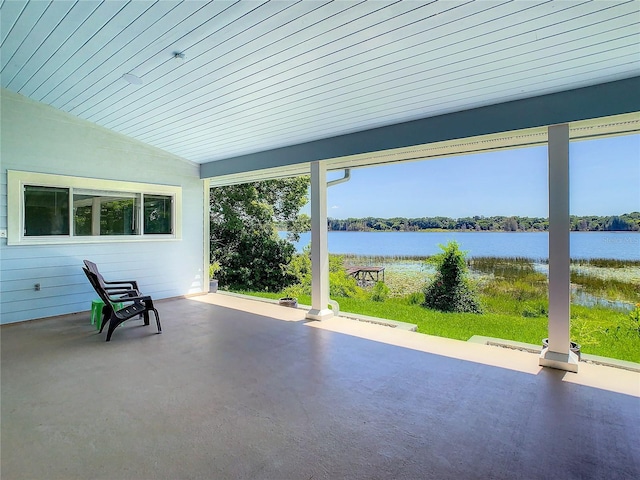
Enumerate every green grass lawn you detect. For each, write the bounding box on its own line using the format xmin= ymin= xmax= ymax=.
xmin=234 ymin=290 xmax=640 ymax=363
xmin=230 ymin=254 xmax=639 ymax=364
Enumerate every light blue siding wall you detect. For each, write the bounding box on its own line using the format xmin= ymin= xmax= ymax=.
xmin=0 ymin=90 xmax=205 ymax=324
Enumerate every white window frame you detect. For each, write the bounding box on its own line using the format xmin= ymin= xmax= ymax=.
xmin=7 ymin=170 xmax=182 ymax=245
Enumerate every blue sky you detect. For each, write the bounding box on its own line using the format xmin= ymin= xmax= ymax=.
xmin=320 ymin=134 xmax=639 ymax=219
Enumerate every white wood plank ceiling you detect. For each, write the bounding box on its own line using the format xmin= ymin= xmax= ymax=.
xmin=1 ymin=0 xmax=639 ymax=165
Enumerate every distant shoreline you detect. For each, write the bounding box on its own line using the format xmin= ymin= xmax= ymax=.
xmin=324 ymin=212 xmax=640 ymax=233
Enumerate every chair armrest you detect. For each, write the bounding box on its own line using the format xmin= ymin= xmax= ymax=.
xmin=104 ymin=280 xmax=139 ymax=289
xmin=109 ymin=289 xmax=140 ymax=297
xmin=105 ymin=286 xmax=138 ymax=292
xmin=108 ymin=294 xmax=153 ymax=303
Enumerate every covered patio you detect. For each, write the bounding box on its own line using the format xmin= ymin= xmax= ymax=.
xmin=2 ymin=294 xmax=638 ymax=479
xmin=2 ymin=0 xmax=639 ymax=364
xmin=1 ymin=2 xmax=640 ymax=478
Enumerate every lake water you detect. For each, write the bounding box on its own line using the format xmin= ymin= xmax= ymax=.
xmin=284 ymin=231 xmax=640 ymax=260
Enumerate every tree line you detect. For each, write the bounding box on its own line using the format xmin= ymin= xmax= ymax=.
xmin=327 ymin=212 xmax=640 ymax=232
xmin=211 ymin=175 xmax=636 ymax=294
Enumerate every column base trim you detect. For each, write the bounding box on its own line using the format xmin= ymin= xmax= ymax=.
xmin=539 ymin=347 xmax=579 ymax=373
xmin=306 ymin=309 xmax=334 ymax=321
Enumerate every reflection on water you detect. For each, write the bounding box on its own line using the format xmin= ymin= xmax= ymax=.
xmin=571 ymin=288 xmax=634 ymax=311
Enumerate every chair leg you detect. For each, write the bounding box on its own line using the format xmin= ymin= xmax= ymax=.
xmin=99 ymin=305 xmax=113 ymax=334
xmin=104 ymin=310 xmax=160 ymax=341
xmin=106 ymin=316 xmax=125 ymax=342
xmin=154 ymin=309 xmax=162 ymax=334
xmin=143 ymin=310 xmax=150 ymax=326
xmin=106 ymin=322 xmax=115 ymax=342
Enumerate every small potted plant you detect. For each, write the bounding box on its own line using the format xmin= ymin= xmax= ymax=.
xmin=209 ymin=261 xmax=221 ymax=293
xmin=278 ymin=297 xmax=298 ymax=308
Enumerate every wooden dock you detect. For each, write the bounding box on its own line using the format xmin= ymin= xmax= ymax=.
xmin=346 ymin=266 xmax=385 ymax=285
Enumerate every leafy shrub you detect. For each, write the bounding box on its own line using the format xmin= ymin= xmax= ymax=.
xmin=329 ymin=270 xmax=363 ymax=297
xmin=283 ymin=250 xmax=364 ymax=298
xmin=521 ymin=301 xmax=548 ymax=318
xmin=281 ymin=283 xmax=310 ymax=299
xmin=370 ymin=281 xmax=390 ymax=302
xmin=423 ymin=241 xmax=482 ymax=313
xmin=329 ymin=254 xmax=365 ymax=297
xmin=406 ymin=291 xmax=425 ymax=305
xmin=286 ymin=248 xmax=312 ymax=285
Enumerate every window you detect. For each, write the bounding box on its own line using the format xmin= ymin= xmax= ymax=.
xmin=24 ymin=186 xmax=70 ymax=236
xmin=144 ymin=195 xmax=173 ymax=234
xmin=7 ymin=171 xmax=181 ymax=245
xmin=73 ymin=190 xmax=142 ymax=236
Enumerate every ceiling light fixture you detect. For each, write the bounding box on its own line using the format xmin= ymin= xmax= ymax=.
xmin=173 ymin=52 xmax=186 ymax=65
xmin=122 ymin=73 xmax=143 ymax=85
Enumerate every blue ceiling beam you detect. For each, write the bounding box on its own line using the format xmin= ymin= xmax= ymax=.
xmin=200 ymin=76 xmax=640 ymax=179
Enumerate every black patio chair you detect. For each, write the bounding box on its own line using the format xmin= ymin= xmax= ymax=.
xmin=83 ymin=268 xmax=161 ymax=342
xmin=83 ymin=259 xmax=143 ymax=330
xmin=83 ymin=259 xmax=140 ymax=295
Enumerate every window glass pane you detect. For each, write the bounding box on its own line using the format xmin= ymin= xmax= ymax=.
xmin=24 ymin=186 xmax=69 ymax=236
xmin=73 ymin=191 xmax=140 ymax=236
xmin=73 ymin=195 xmax=93 ymax=236
xmin=100 ymin=196 xmax=138 ymax=235
xmin=144 ymin=195 xmax=172 ymax=234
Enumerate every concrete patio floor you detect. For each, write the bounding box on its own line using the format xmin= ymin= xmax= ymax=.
xmin=1 ymin=294 xmax=639 ymax=480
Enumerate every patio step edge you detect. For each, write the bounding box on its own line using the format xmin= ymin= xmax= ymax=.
xmin=468 ymin=335 xmax=640 ymax=372
xmin=215 ymin=291 xmax=417 ymax=331
xmin=216 ymin=291 xmax=310 ymax=309
xmin=335 ymin=312 xmax=417 ymax=331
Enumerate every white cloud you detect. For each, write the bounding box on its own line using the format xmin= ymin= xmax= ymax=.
xmin=331 ymin=205 xmax=340 ymax=209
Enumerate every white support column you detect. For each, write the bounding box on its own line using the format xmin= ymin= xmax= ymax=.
xmin=203 ymin=178 xmax=211 ymax=293
xmin=306 ymin=161 xmax=333 ymax=321
xmin=540 ymin=124 xmax=578 ymax=372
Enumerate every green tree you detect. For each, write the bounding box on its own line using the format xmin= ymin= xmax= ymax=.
xmin=605 ymin=215 xmax=635 ymax=231
xmin=210 ymin=177 xmax=310 ymax=291
xmin=503 ymin=217 xmax=518 ymax=232
xmin=422 ymin=241 xmax=482 ymax=313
